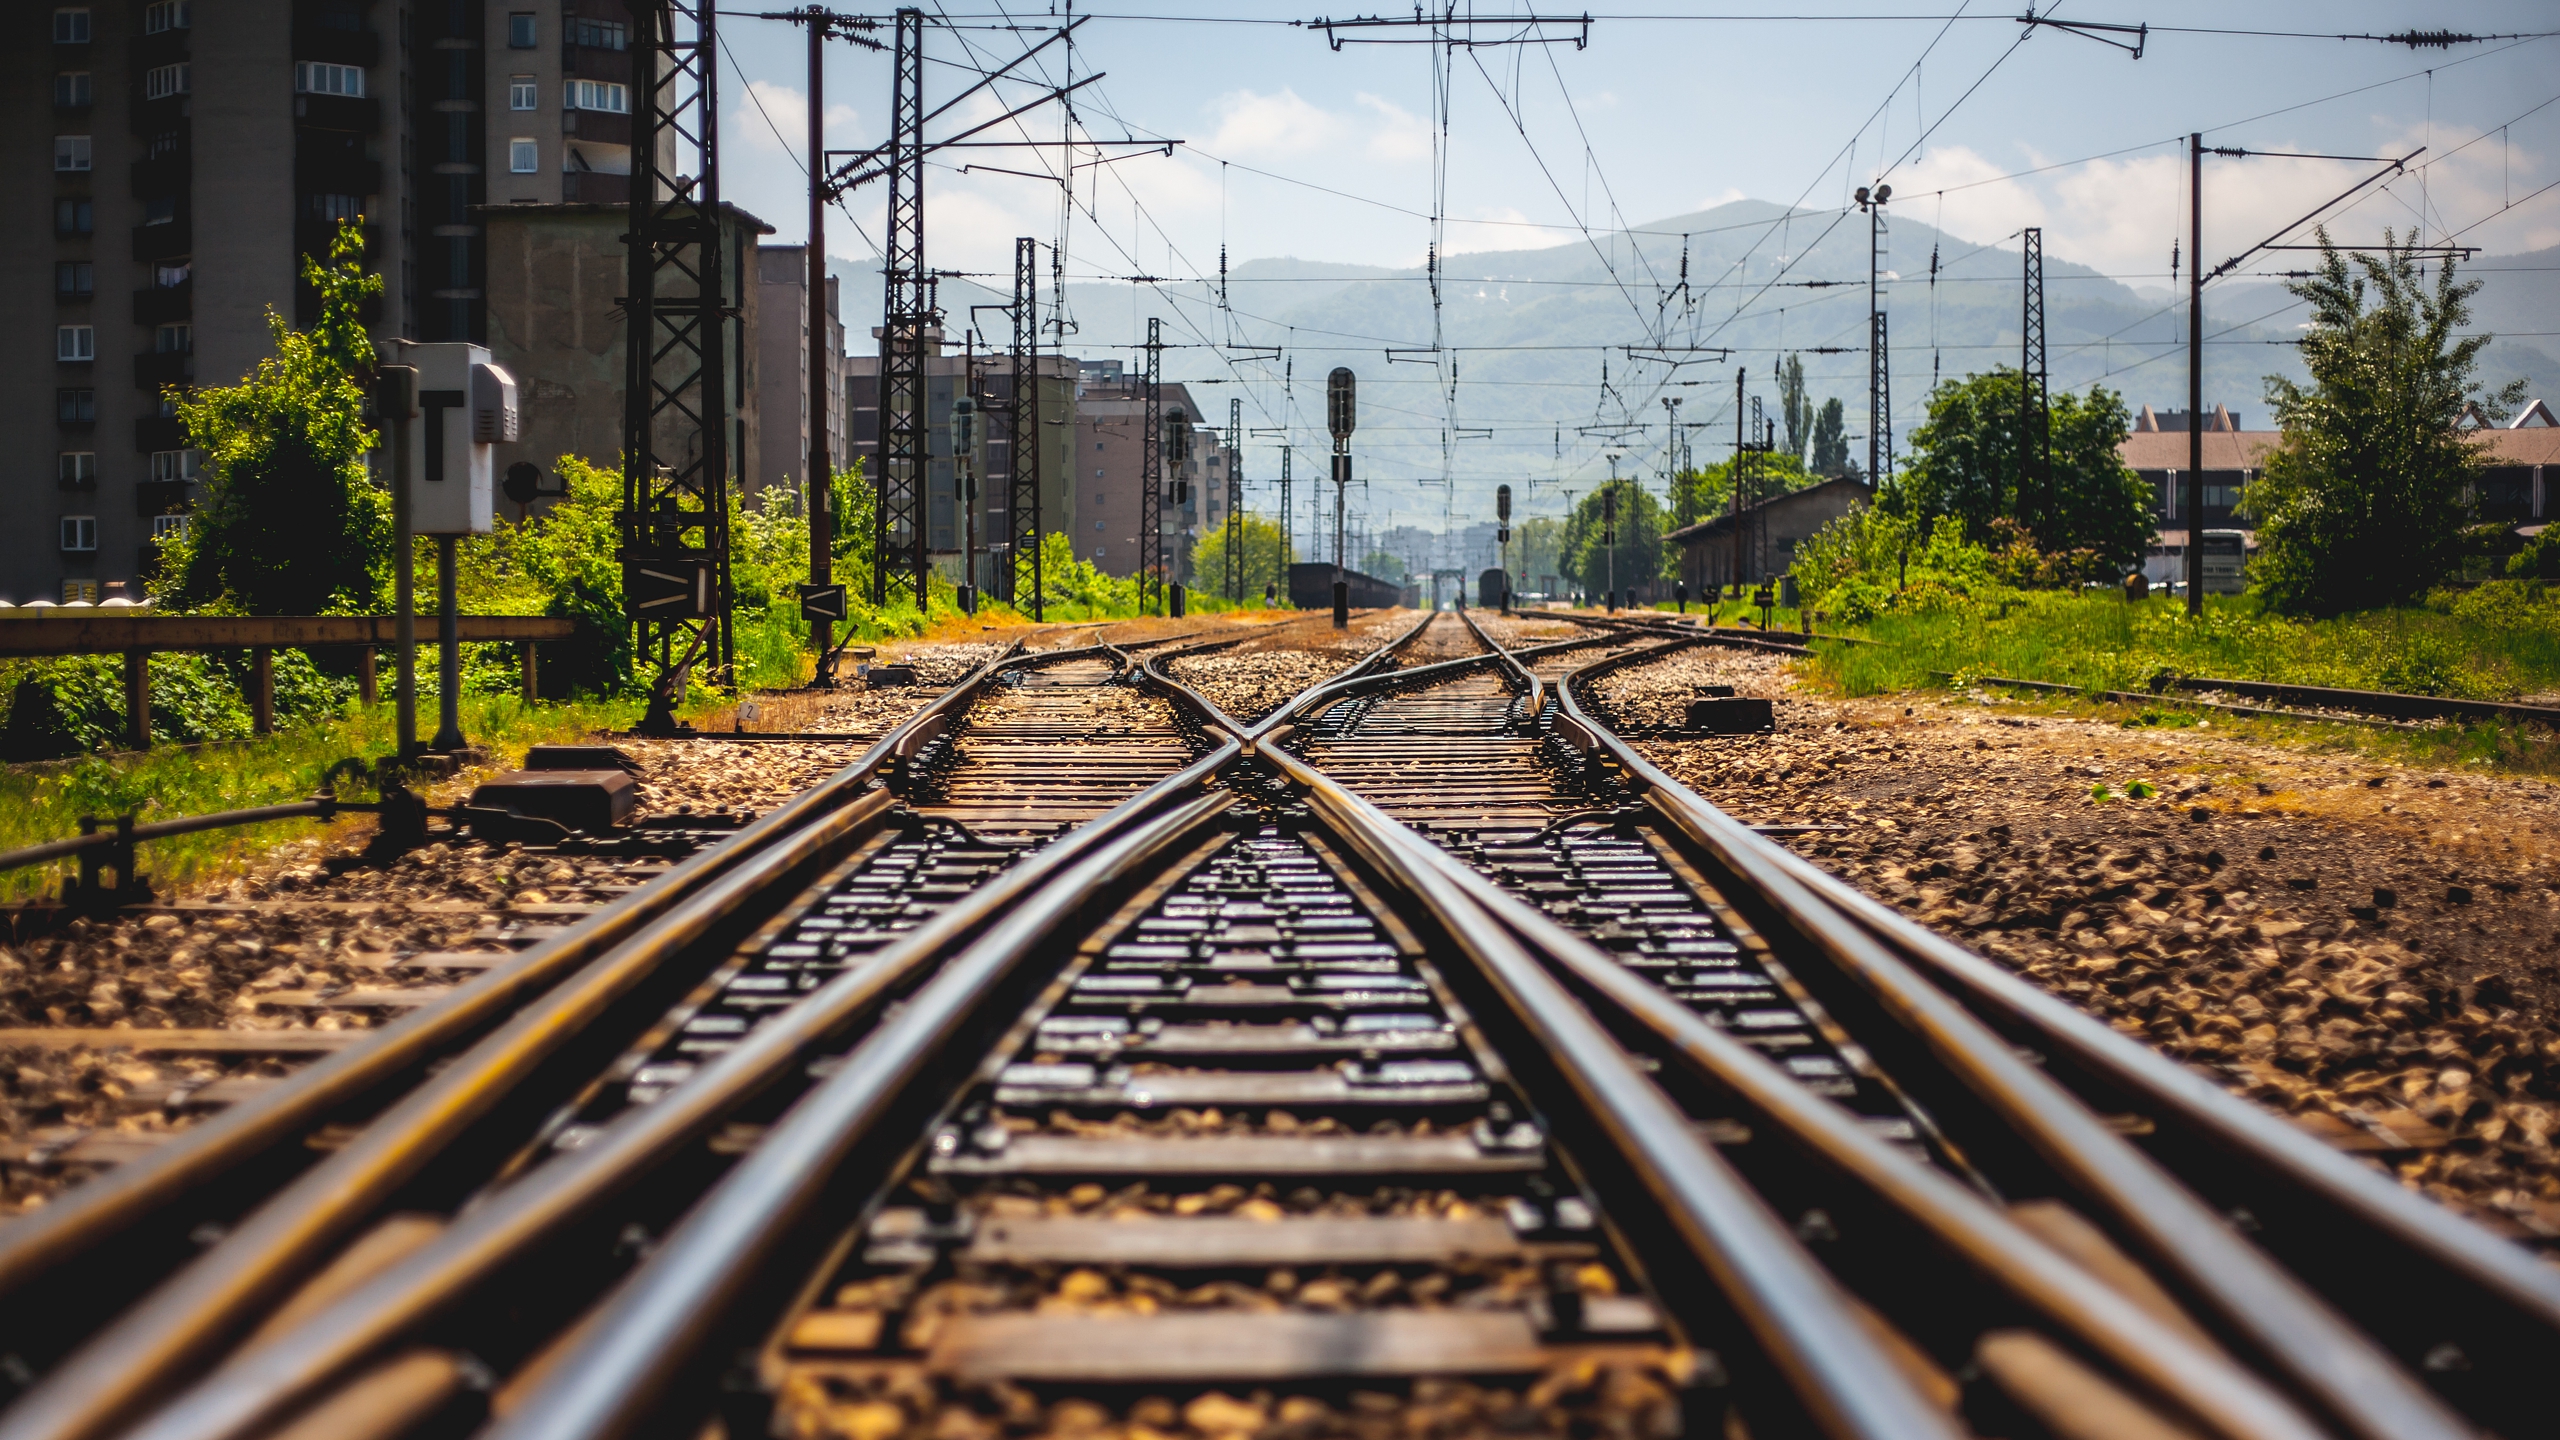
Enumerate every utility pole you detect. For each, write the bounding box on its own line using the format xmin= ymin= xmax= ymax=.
xmin=1140 ymin=318 xmax=1163 ymax=615
xmin=2021 ymin=226 xmax=2050 ymax=541
xmin=956 ymin=334 xmax=980 ymax=613
xmin=621 ymin=0 xmax=731 ymax=734
xmin=1857 ymin=182 xmax=1892 ymax=487
xmin=2187 ymin=131 xmax=2205 ymax=615
xmin=1731 ymin=366 xmax=1746 ymax=594
xmin=1279 ymin=446 xmax=1292 ymax=595
xmin=875 ymin=7 xmax=930 ymax=612
xmin=804 ymin=6 xmax=833 ymax=664
xmin=1008 ymin=236 xmax=1041 ymax=616
xmin=1227 ymin=396 xmax=1244 ymax=602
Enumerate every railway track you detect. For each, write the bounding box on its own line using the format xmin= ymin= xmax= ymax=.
xmin=0 ymin=612 xmax=2551 ymax=1440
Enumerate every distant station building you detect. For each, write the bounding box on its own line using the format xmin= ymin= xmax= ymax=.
xmin=1667 ymin=477 xmax=1871 ymax=595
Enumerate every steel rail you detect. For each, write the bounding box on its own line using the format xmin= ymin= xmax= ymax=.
xmin=1238 ymin=733 xmax=1963 ymax=1440
xmin=1258 ymin=730 xmax=2330 ymax=1440
xmin=119 ymin=753 xmax=1252 ymax=1440
xmin=119 ymin=616 xmax=1449 ymax=1440
xmin=481 ymin=779 xmax=1243 ymax=1440
xmin=1513 ymin=622 xmax=2481 ymax=1440
xmin=0 ymin=642 xmax=1058 ymax=1440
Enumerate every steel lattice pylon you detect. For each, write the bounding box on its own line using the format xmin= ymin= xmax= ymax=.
xmin=1139 ymin=318 xmax=1163 ymax=615
xmin=1007 ymin=236 xmax=1042 ymax=615
xmin=1225 ymin=397 xmax=1243 ymax=601
xmin=874 ymin=7 xmax=931 ymax=611
xmin=1869 ymin=310 xmax=1892 ymax=486
xmin=621 ymin=0 xmax=732 ymax=734
xmin=2020 ymin=226 xmax=2052 ymax=539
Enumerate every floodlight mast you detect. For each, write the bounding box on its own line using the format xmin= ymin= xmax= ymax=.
xmin=1328 ymin=367 xmax=1356 ymax=626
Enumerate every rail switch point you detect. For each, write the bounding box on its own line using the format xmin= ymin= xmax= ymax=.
xmin=466 ymin=770 xmax=640 ymax=832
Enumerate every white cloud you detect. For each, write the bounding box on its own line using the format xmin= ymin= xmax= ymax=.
xmin=1205 ymin=88 xmax=1348 ymax=159
xmin=1356 ymin=93 xmax=1433 ymax=164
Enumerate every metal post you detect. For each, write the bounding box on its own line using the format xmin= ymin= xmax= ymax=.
xmin=433 ymin=535 xmax=465 ymax=751
xmin=522 ymin=641 xmax=538 ymax=702
xmin=358 ymin=646 xmax=376 ymax=707
xmin=2187 ymin=131 xmax=2206 ymax=616
xmin=122 ymin=650 xmax=149 ymax=751
xmin=380 ymin=364 xmax=419 ymax=757
xmin=1227 ymin=396 xmax=1243 ymax=602
xmin=1731 ymin=367 xmax=1746 ymax=592
xmin=1328 ymin=367 xmax=1354 ymax=626
xmin=875 ymin=7 xmax=930 ymax=612
xmin=1278 ymin=446 xmax=1292 ymax=591
xmin=959 ymin=338 xmax=979 ymax=613
xmin=805 ymin=5 xmax=833 ymax=663
xmin=250 ymin=646 xmax=273 ymax=735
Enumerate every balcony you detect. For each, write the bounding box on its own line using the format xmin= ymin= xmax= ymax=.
xmin=290 ymin=25 xmax=379 ymax=67
xmin=561 ymin=170 xmax=630 ymax=205
xmin=134 ymin=351 xmax=193 ymax=391
xmin=294 ymin=93 xmax=380 ymax=132
xmin=562 ymin=44 xmax=633 ymax=79
xmin=129 ymin=93 xmax=189 ymax=135
xmin=132 ymin=28 xmax=187 ymax=68
xmin=129 ymin=151 xmax=191 ymax=197
xmin=135 ymin=415 xmax=186 ymax=450
xmin=136 ymin=481 xmax=189 ymax=517
xmin=132 ymin=280 xmax=191 ymax=325
xmin=294 ymin=218 xmax=377 ymax=260
xmin=132 ymin=217 xmax=192 ymax=261
xmin=295 ymin=152 xmax=381 ymax=195
xmin=562 ymin=109 xmax=632 ymax=147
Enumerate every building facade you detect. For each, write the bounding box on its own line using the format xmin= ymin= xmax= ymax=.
xmin=752 ymin=245 xmax=844 ymax=497
xmin=10 ymin=0 xmax=417 ymax=604
xmin=1070 ymin=365 xmax=1234 ymax=583
xmin=1668 ymin=477 xmax=1871 ymax=595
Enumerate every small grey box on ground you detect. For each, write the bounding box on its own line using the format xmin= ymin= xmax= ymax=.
xmin=864 ymin=664 xmax=919 ymax=688
xmin=467 ymin=770 xmax=640 ymax=832
xmin=1685 ymin=697 xmax=1774 ymax=734
xmin=524 ymin=744 xmax=641 ymax=774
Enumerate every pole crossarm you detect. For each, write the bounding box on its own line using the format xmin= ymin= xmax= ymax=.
xmin=2205 ymin=151 xmax=2423 ymax=281
xmin=1304 ymin=10 xmax=1592 ymax=49
xmin=2017 ymin=8 xmax=2147 ymax=57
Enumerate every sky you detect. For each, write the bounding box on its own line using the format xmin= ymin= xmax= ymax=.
xmin=702 ymin=2 xmax=2560 ymax=543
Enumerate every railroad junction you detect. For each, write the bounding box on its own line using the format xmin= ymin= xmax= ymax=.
xmin=0 ymin=608 xmax=2548 ymax=1440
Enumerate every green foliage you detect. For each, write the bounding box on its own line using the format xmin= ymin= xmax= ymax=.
xmin=1561 ymin=478 xmax=1669 ymax=593
xmin=2508 ymin=526 xmax=2560 ymax=580
xmin=1512 ymin=516 xmax=1568 ymax=590
xmin=2248 ymin=231 xmax=2525 ymax=615
xmin=0 ymin=649 xmax=354 ymax=761
xmin=1810 ymin=397 xmax=1851 ymax=478
xmin=1812 ymin=588 xmax=2560 ymax=705
xmin=1025 ymin=532 xmax=1143 ymax=619
xmin=1779 ymin=354 xmax=1812 ymax=461
xmin=1187 ymin=515 xmax=1295 ymax=602
xmin=1892 ymin=367 xmax=2152 ymax=569
xmin=1788 ymin=503 xmax=2013 ymax=624
xmin=159 ymin=221 xmax=390 ymax=615
xmin=1360 ymin=549 xmax=1409 ymax=585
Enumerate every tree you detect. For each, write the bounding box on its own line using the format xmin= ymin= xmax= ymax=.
xmin=1894 ymin=367 xmax=2152 ymax=570
xmin=1187 ymin=515 xmax=1293 ymax=602
xmin=1561 ymin=478 xmax=1668 ymax=595
xmin=1359 ymin=549 xmax=1408 ymax=584
xmin=158 ymin=221 xmax=389 ymax=614
xmin=2248 ymin=231 xmax=2523 ymax=615
xmin=1780 ymin=354 xmax=1811 ymax=463
xmin=1810 ymin=398 xmax=1850 ymax=477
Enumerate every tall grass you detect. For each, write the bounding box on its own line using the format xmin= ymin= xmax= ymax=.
xmin=1817 ymin=586 xmax=2560 ymax=702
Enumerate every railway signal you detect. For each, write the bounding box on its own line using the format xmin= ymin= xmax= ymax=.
xmin=1328 ymin=367 xmax=1356 ymax=626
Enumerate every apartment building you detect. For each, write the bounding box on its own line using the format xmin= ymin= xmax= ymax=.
xmin=753 ymin=245 xmax=846 ymax=498
xmin=8 ymin=0 xmax=416 ymax=604
xmin=844 ymin=337 xmax=1080 ymax=593
xmin=1071 ymin=361 xmax=1235 ymax=583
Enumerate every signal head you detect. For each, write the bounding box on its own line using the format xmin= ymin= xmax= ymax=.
xmin=1327 ymin=368 xmax=1357 ymax=440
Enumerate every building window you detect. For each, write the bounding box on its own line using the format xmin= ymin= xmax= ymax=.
xmin=57 ymin=453 xmax=96 ymax=488
xmin=508 ymin=12 xmax=536 ymax=47
xmin=567 ymin=16 xmax=628 ymax=49
xmin=154 ymin=261 xmax=190 ymax=288
xmin=57 ymin=326 xmax=94 ymax=362
xmin=143 ymin=0 xmax=189 ymax=32
xmin=145 ymin=128 xmax=183 ymax=159
xmin=509 ymin=139 xmax=538 ymax=173
xmin=61 ymin=579 xmax=100 ymax=603
xmin=144 ymin=63 xmax=189 ymax=99
xmin=152 ymin=513 xmax=190 ymax=542
xmin=142 ymin=195 xmax=178 ymax=226
xmin=52 ymin=9 xmax=90 ymax=43
xmin=149 ymin=449 xmax=199 ymax=482
xmin=60 ymin=517 xmax=97 ymax=553
xmin=53 ymin=71 xmax=91 ymax=106
xmin=306 ymin=193 xmax=364 ymax=222
xmin=566 ymin=80 xmax=628 ymax=113
xmin=294 ymin=62 xmax=362 ymax=97
xmin=56 ymin=262 xmax=93 ymax=298
xmin=54 ymin=135 xmax=91 ymax=171
xmin=55 ymin=198 xmax=92 ymax=235
xmin=510 ymin=75 xmax=537 ymax=110
xmin=57 ymin=389 xmax=96 ymax=423
xmin=155 ymin=324 xmax=191 ymax=355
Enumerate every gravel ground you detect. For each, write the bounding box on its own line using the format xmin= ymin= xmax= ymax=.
xmin=1591 ymin=645 xmax=2560 ymax=1237
xmin=1167 ymin=612 xmax=1412 ymax=723
xmin=0 ymin=641 xmax=1007 ymax=1213
xmin=1471 ymin=613 xmax=1596 ymax=649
